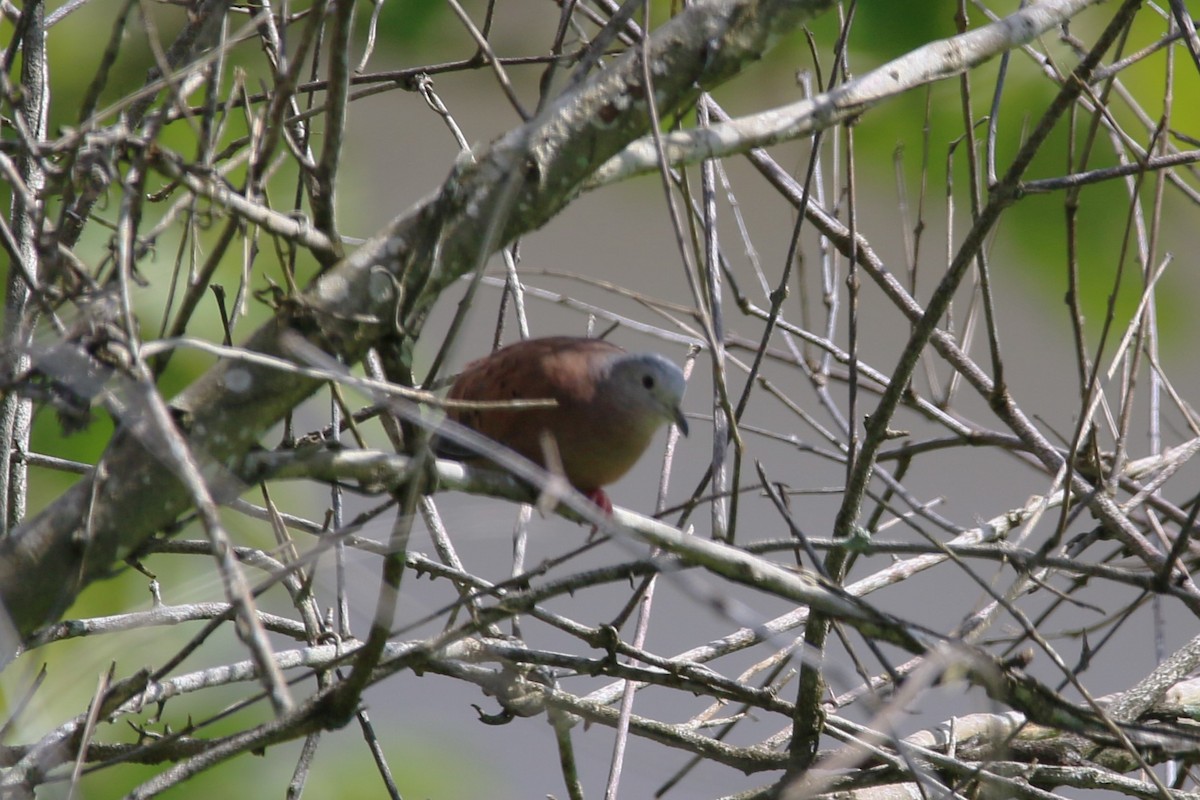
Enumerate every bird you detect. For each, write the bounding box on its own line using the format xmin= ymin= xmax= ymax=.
xmin=439 ymin=336 xmax=688 ymax=514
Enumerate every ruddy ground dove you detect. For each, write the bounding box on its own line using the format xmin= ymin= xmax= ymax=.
xmin=441 ymin=336 xmax=688 ymax=512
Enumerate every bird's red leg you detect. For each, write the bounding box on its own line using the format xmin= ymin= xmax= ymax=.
xmin=582 ymin=488 xmax=612 ymax=538
xmin=583 ymin=488 xmax=613 ymax=516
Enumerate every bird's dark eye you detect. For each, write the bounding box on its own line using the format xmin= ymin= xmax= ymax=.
xmin=642 ymin=374 xmax=655 ymax=389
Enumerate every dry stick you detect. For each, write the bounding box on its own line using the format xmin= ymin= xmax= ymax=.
xmin=1023 ymin=148 xmax=1200 ymax=193
xmin=1042 ymin=19 xmax=1141 ymax=570
xmin=262 ymin=0 xmax=331 ymax=213
xmin=150 ymin=55 xmax=565 ymax=133
xmin=1144 ymin=29 xmax=1177 ymax=725
xmin=0 ymin=0 xmax=47 ymax=538
xmin=789 ymin=3 xmax=860 ymax=774
xmin=99 ymin=638 xmax=788 ymax=790
xmin=211 ymin=448 xmax=1185 ymax=786
xmin=302 ymin=19 xmax=358 ymax=750
xmin=1106 ymin=30 xmax=1174 ymax=495
xmin=146 ymin=376 xmax=297 ymax=715
xmin=66 ymin=665 xmax=111 ymax=800
xmin=697 ymin=101 xmax=733 ymax=545
xmin=604 ymin=10 xmax=715 ymax=796
xmin=159 ymin=0 xmax=330 ymax=375
xmin=135 ymin=1 xmax=205 ymax=144
xmin=48 ymin=0 xmax=134 ymax=246
xmin=59 ymin=0 xmax=233 ymax=248
xmin=797 ymin=3 xmax=1150 ymax=788
xmin=566 ymin=0 xmax=643 ymax=92
xmin=157 ymin=150 xmax=221 ymax=353
xmin=551 ymin=707 xmax=586 ymax=800
xmin=309 ymin=0 xmax=352 ymax=256
xmin=287 ymin=733 xmax=322 ymax=800
xmin=636 ymin=0 xmax=719 ymax=374
xmin=587 ymin=0 xmax=1109 ymax=188
xmin=146 ymin=146 xmax=336 ymax=254
xmin=126 ymin=98 xmax=296 ymax=716
xmin=723 ymin=47 xmax=1198 ymax=609
xmin=415 ymin=76 xmax=488 ymax=389
xmin=957 ymin=0 xmax=1006 ymax=394
xmin=46 ymin=474 xmax=1180 ymax=796
xmin=912 ymin=15 xmax=1180 ymax=800
xmin=799 ymin=67 xmax=842 ymax=422
xmin=900 ymin=89 xmax=939 ymax=400
xmin=445 ymin=0 xmax=529 ymax=121
xmin=1055 ymin=26 xmax=1200 ymax=207
xmin=663 ymin=130 xmax=825 ymax=543
xmin=247 ymin=439 xmax=927 ymax=656
xmin=12 ymin=534 xmax=544 ymax=791
xmin=1129 ymin=16 xmax=1175 ymax=783
xmin=603 ymin=346 xmax=693 ymax=800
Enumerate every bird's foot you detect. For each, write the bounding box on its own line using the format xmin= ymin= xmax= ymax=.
xmin=583 ymin=488 xmax=613 ymax=539
xmin=584 ymin=488 xmax=613 ymax=516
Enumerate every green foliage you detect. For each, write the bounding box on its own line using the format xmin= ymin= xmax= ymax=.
xmin=374 ymin=0 xmax=451 ymax=49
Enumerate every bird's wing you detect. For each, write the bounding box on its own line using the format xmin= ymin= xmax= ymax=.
xmin=439 ymin=337 xmax=623 ymax=464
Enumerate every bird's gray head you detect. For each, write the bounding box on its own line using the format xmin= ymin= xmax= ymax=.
xmin=603 ymin=352 xmax=689 ymax=437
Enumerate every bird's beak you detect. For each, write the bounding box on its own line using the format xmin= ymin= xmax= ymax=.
xmin=672 ymin=405 xmax=689 ymax=437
